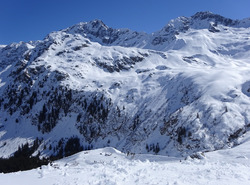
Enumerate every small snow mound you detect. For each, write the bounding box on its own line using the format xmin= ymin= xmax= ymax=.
xmin=155 ymin=65 xmax=169 ymax=70
xmin=135 ymin=68 xmax=151 ymax=73
xmin=242 ymin=81 xmax=250 ymax=97
xmin=99 ymin=147 xmax=122 ymax=154
xmin=172 ymin=39 xmax=186 ymax=50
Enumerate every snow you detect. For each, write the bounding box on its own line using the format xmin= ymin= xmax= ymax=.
xmin=1 ymin=21 xmax=250 ymax=156
xmin=0 ymin=12 xmax=250 ymax=184
xmin=1 ymin=136 xmax=250 ymax=185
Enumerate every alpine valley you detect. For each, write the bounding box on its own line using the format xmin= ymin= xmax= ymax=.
xmin=0 ymin=12 xmax=250 ymax=178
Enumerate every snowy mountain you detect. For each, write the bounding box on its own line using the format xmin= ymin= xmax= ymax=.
xmin=0 ymin=11 xmax=250 ymax=164
xmin=64 ymin=11 xmax=250 ymax=50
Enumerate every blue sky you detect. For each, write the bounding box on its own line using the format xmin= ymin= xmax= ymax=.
xmin=0 ymin=0 xmax=249 ymax=45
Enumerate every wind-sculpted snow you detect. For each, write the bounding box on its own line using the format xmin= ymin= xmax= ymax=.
xmin=0 ymin=12 xmax=250 ymax=161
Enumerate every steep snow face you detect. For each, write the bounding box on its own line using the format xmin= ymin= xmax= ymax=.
xmin=0 ymin=12 xmax=250 ymax=159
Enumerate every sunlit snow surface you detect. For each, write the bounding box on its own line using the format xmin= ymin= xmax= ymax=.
xmin=0 ymin=13 xmax=250 ymax=184
xmin=0 ymin=22 xmax=250 ymax=157
xmin=1 ymin=133 xmax=250 ymax=185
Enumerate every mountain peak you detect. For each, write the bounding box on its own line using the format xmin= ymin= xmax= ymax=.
xmin=86 ymin=19 xmax=109 ymax=30
xmin=63 ymin=19 xmax=109 ymax=37
xmin=192 ymin=11 xmax=217 ymax=19
xmin=191 ymin=11 xmax=235 ymax=26
xmin=158 ymin=11 xmax=241 ymax=37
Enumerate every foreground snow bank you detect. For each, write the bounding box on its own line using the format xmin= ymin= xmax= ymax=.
xmin=1 ymin=135 xmax=250 ymax=185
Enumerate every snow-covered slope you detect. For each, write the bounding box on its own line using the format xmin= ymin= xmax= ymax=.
xmin=1 ymin=133 xmax=250 ymax=185
xmin=0 ymin=12 xmax=250 ymax=160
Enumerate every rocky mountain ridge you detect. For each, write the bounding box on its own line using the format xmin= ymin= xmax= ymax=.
xmin=63 ymin=11 xmax=250 ymax=50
